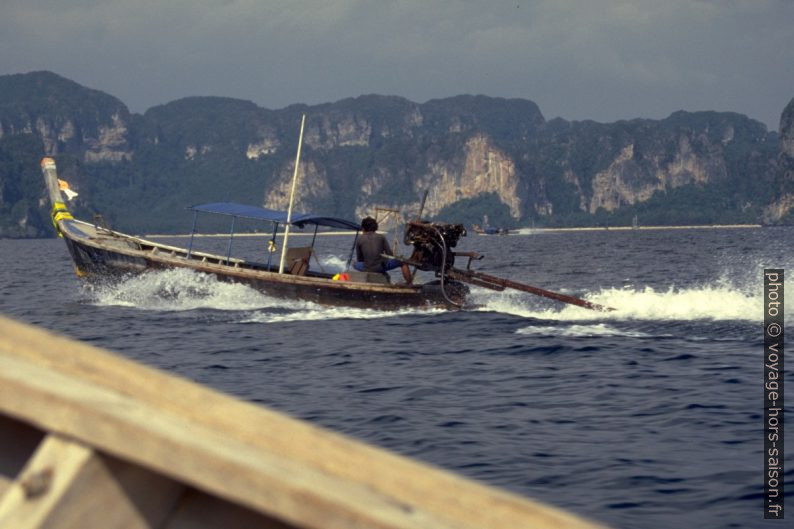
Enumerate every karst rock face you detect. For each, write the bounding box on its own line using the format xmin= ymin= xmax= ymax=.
xmin=762 ymin=97 xmax=794 ymax=223
xmin=0 ymin=71 xmax=789 ymax=237
xmin=0 ymin=71 xmax=133 ymax=163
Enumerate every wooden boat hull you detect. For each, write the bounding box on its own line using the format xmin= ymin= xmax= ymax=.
xmin=59 ymin=221 xmax=468 ymax=310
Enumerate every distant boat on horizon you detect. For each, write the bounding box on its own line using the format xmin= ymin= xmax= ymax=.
xmin=472 ymin=214 xmax=513 ymax=235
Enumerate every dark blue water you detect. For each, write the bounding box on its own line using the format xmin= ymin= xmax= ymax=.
xmin=1 ymin=227 xmax=792 ymax=528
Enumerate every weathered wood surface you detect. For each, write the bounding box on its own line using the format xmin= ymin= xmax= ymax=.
xmin=0 ymin=316 xmax=607 ymax=529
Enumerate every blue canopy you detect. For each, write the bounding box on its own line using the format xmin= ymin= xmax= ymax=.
xmin=189 ymin=202 xmax=360 ymax=231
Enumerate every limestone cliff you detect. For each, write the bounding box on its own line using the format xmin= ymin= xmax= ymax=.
xmin=355 ymin=134 xmax=520 ymax=220
xmin=83 ymin=113 xmax=133 ymax=162
xmin=263 ymin=159 xmax=332 ymax=213
xmin=0 ymin=71 xmax=133 ymax=163
xmin=526 ymin=112 xmax=776 ymax=225
xmin=782 ymin=98 xmax=794 ymax=160
xmin=305 ymin=113 xmax=372 ymax=150
xmin=0 ymin=71 xmax=788 ymax=236
xmin=764 ymin=97 xmax=794 ymax=223
xmin=587 ymin=129 xmax=729 ymax=213
xmin=246 ymin=133 xmax=280 ymax=159
xmin=0 ymin=111 xmax=133 ymax=163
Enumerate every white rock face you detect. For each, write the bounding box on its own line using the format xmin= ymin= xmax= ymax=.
xmin=83 ymin=113 xmax=133 ymax=162
xmin=263 ymin=160 xmax=332 ymax=212
xmin=588 ymin=136 xmax=727 ymax=213
xmin=357 ymin=134 xmax=520 ymax=220
xmin=246 ymin=137 xmax=280 ymax=159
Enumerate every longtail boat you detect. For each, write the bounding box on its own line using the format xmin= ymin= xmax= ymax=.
xmin=41 ymin=157 xmax=612 ymax=312
xmin=41 ymin=158 xmax=471 ymax=309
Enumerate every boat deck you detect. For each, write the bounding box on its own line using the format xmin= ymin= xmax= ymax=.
xmin=64 ymin=219 xmax=278 ymax=272
xmin=62 ymin=219 xmax=397 ymax=284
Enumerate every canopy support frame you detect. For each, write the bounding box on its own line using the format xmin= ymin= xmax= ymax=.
xmin=186 ymin=211 xmax=198 ymax=260
xmin=267 ymin=223 xmax=279 ymax=270
xmin=225 ymin=216 xmax=236 ymax=265
xmin=346 ymin=230 xmax=360 ymax=271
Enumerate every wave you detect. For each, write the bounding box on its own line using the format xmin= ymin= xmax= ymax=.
xmin=86 ymin=267 xmax=772 ymax=325
xmin=317 ymin=254 xmax=349 ymax=271
xmin=87 ymin=268 xmax=284 ymax=312
xmin=475 ymin=283 xmax=762 ymax=322
xmin=240 ymin=305 xmax=443 ymax=324
xmin=516 ymin=323 xmax=653 ymax=338
xmin=86 ymin=268 xmax=442 ymax=321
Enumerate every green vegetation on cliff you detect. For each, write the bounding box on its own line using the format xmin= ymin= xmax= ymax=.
xmin=0 ymin=71 xmax=789 ymax=237
xmin=434 ymin=193 xmax=514 ymax=228
xmin=0 ymin=134 xmax=50 ymax=237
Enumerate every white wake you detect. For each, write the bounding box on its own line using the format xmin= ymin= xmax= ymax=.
xmin=87 ymin=268 xmax=775 ymax=325
xmin=87 ymin=268 xmax=441 ymax=321
xmin=474 ymin=283 xmax=761 ymax=322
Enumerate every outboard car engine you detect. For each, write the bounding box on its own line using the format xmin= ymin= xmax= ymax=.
xmin=398 ymin=218 xmax=613 ymax=311
xmin=403 ymin=221 xmax=466 ymax=272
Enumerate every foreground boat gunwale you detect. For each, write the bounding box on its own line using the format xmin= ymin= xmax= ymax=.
xmin=0 ymin=316 xmax=608 ymax=528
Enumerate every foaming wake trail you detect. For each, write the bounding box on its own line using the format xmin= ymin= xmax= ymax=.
xmin=85 ymin=268 xmax=768 ymax=322
xmin=473 ymin=283 xmax=762 ymax=322
xmin=586 ymin=285 xmax=760 ymax=321
xmin=88 ymin=268 xmax=284 ymax=312
xmin=87 ymin=268 xmax=443 ymax=321
xmin=240 ymin=305 xmax=443 ymax=324
xmin=516 ymin=323 xmax=652 ymax=338
xmin=317 ymin=255 xmax=348 ymax=271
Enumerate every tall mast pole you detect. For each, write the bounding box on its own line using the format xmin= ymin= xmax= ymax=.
xmin=278 ymin=114 xmax=306 ymax=274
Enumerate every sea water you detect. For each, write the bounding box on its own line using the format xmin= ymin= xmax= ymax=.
xmin=1 ymin=227 xmax=791 ymax=529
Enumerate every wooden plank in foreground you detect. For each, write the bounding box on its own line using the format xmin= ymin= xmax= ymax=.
xmin=0 ymin=433 xmax=183 ymax=529
xmin=0 ymin=316 xmax=608 ymax=529
xmin=0 ymin=416 xmax=44 ymax=499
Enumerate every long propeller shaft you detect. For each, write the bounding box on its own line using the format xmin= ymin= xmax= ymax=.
xmin=446 ymin=268 xmax=615 ymax=312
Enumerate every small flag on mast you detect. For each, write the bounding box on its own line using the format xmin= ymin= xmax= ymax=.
xmin=58 ymin=179 xmax=78 ymax=200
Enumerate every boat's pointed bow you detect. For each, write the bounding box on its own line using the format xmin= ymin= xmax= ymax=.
xmin=41 ymin=157 xmax=64 ymax=205
xmin=40 ymin=157 xmax=72 ymax=237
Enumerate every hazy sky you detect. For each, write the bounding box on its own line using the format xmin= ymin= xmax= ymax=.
xmin=2 ymin=0 xmax=792 ymax=130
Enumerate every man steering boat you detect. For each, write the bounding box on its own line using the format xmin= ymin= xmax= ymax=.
xmin=354 ymin=216 xmax=413 ymax=284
